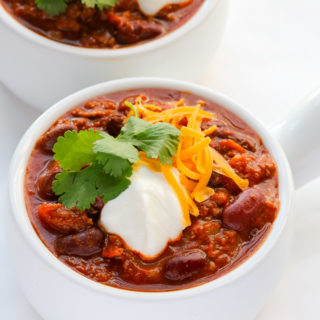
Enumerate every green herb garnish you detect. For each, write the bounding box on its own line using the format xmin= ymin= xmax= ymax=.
xmin=52 ymin=114 xmax=181 ymax=210
xmin=35 ymin=0 xmax=118 ymax=16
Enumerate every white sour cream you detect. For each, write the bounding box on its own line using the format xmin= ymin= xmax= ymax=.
xmin=137 ymin=0 xmax=187 ymax=16
xmin=100 ymin=166 xmax=185 ymax=259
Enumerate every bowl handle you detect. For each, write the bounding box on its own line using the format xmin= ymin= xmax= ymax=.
xmin=271 ymin=88 xmax=320 ymax=189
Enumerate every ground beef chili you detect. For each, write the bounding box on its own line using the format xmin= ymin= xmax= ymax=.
xmin=24 ymin=89 xmax=280 ymax=292
xmin=1 ymin=0 xmax=203 ymax=48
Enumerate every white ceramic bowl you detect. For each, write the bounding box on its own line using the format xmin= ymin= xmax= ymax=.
xmin=8 ymin=78 xmax=320 ymax=320
xmin=0 ymin=0 xmax=228 ymax=110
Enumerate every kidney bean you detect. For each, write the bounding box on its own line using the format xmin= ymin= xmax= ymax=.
xmin=164 ymin=249 xmax=206 ymax=282
xmin=38 ymin=203 xmax=93 ymax=234
xmin=37 ymin=160 xmax=62 ymax=200
xmin=222 ymin=188 xmax=265 ymax=232
xmin=39 ymin=123 xmax=77 ymax=153
xmin=55 ymin=228 xmax=105 ymax=257
xmin=87 ymin=198 xmax=105 ymax=221
xmin=106 ymin=113 xmax=126 ymax=137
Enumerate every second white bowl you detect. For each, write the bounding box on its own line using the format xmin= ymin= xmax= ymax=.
xmin=0 ymin=0 xmax=228 ymax=110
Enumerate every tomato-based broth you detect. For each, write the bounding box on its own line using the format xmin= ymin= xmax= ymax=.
xmin=1 ymin=0 xmax=203 ymax=48
xmin=24 ymin=89 xmax=279 ymax=292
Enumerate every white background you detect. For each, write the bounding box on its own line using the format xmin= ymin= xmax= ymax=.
xmin=1 ymin=0 xmax=320 ymax=318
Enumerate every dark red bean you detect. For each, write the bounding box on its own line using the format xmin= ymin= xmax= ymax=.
xmin=87 ymin=198 xmax=104 ymax=215
xmin=39 ymin=123 xmax=77 ymax=153
xmin=222 ymin=188 xmax=265 ymax=232
xmin=55 ymin=228 xmax=104 ymax=257
xmin=164 ymin=249 xmax=206 ymax=282
xmin=106 ymin=113 xmax=126 ymax=137
xmin=37 ymin=160 xmax=62 ymax=200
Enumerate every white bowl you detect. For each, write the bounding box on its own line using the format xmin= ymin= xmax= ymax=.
xmin=8 ymin=78 xmax=320 ymax=320
xmin=0 ymin=0 xmax=228 ymax=110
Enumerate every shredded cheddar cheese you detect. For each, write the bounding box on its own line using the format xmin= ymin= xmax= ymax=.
xmin=203 ymin=125 xmax=217 ymax=136
xmin=129 ymin=97 xmax=249 ymax=226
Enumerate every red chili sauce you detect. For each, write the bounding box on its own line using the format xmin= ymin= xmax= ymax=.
xmin=1 ymin=0 xmax=203 ymax=48
xmin=24 ymin=89 xmax=280 ymax=292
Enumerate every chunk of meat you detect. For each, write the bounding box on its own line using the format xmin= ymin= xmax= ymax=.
xmin=81 ymin=32 xmax=116 ymax=48
xmin=71 ymin=108 xmax=112 ymax=119
xmin=55 ymin=228 xmax=105 ymax=257
xmin=114 ymin=0 xmax=138 ymax=11
xmin=198 ymin=199 xmax=220 ymax=217
xmin=204 ymin=120 xmax=257 ymax=152
xmin=38 ymin=203 xmax=93 ymax=234
xmin=62 ymin=256 xmax=113 ymax=282
xmin=229 ymin=153 xmax=277 ymax=184
xmin=219 ymin=139 xmax=246 ymax=155
xmin=121 ymin=253 xmax=162 ymax=283
xmin=39 ymin=123 xmax=77 ymax=153
xmin=189 ymin=220 xmax=221 ymax=239
xmin=217 ymin=127 xmax=257 ymax=152
xmin=56 ymin=17 xmax=80 ymax=32
xmin=164 ymin=249 xmax=206 ymax=281
xmin=84 ymin=99 xmax=116 ymax=110
xmin=211 ymin=189 xmax=231 ymax=207
xmin=222 ymin=188 xmax=265 ymax=232
xmin=102 ymin=234 xmax=124 ymax=258
xmin=37 ymin=160 xmax=62 ymax=200
xmin=108 ymin=12 xmax=163 ymax=44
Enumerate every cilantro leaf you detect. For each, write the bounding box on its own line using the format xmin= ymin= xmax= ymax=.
xmin=36 ymin=0 xmax=118 ymax=15
xmin=83 ymin=0 xmax=118 ymax=10
xmin=95 ymin=153 xmax=133 ymax=178
xmin=52 ymin=163 xmax=130 ymax=210
xmin=52 ymin=169 xmax=98 ymax=210
xmin=35 ymin=0 xmax=70 ymax=15
xmin=93 ymin=132 xmax=139 ymax=177
xmin=94 ymin=167 xmax=130 ymax=201
xmin=118 ymin=117 xmax=181 ymax=165
xmin=53 ymin=129 xmax=103 ymax=171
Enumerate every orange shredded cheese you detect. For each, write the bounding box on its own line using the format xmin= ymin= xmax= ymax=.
xmin=210 ymin=148 xmax=249 ymax=190
xmin=203 ymin=125 xmax=217 ymax=136
xmin=180 ymin=137 xmax=211 ymax=160
xmin=180 ymin=174 xmax=197 ymax=192
xmin=181 ymin=126 xmax=205 ymax=139
xmin=194 ymin=187 xmax=215 ymax=203
xmin=162 ymin=165 xmax=191 ymax=227
xmin=131 ymin=97 xmax=249 ymax=224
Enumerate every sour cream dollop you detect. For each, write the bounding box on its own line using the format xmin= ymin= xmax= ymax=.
xmin=100 ymin=166 xmax=185 ymax=259
xmin=137 ymin=0 xmax=187 ymax=16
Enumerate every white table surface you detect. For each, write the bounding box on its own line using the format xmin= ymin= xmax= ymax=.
xmin=1 ymin=0 xmax=320 ymax=318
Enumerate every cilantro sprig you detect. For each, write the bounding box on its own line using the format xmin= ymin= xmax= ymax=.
xmin=52 ymin=114 xmax=181 ymax=210
xmin=35 ymin=0 xmax=118 ymax=16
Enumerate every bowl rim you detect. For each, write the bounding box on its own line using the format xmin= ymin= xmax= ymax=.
xmin=9 ymin=77 xmax=294 ymax=301
xmin=0 ymin=0 xmax=219 ymax=57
